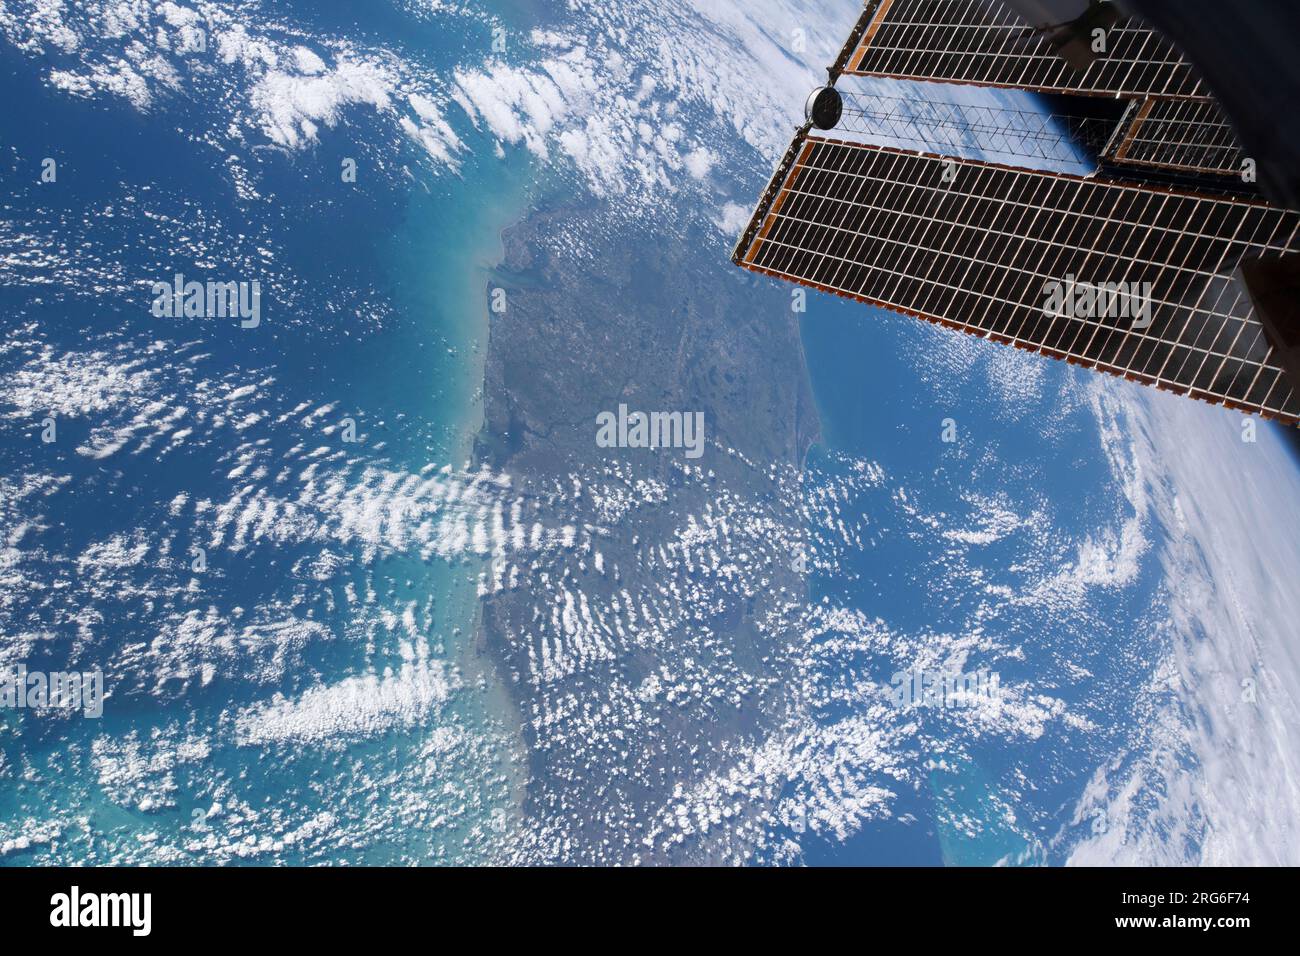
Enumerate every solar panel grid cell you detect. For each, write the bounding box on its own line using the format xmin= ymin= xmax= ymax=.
xmin=1110 ymin=99 xmax=1248 ymax=176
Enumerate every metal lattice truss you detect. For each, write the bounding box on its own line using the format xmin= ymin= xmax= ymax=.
xmin=841 ymin=0 xmax=1248 ymax=178
xmin=837 ymin=90 xmax=1118 ymax=170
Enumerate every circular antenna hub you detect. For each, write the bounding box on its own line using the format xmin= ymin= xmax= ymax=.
xmin=805 ymin=86 xmax=843 ymax=131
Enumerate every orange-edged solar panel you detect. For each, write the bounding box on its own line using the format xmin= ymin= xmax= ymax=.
xmin=735 ymin=136 xmax=1300 ymax=423
xmin=845 ymin=0 xmax=1209 ymax=100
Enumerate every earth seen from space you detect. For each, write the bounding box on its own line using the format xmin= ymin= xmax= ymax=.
xmin=1 ymin=0 xmax=1298 ymax=866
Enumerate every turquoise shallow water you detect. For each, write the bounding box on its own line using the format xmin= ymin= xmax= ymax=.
xmin=0 ymin=0 xmax=550 ymax=865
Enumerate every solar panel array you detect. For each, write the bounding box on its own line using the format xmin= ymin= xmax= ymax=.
xmin=1107 ymin=98 xmax=1247 ymax=177
xmin=736 ymin=138 xmax=1300 ymax=422
xmin=734 ymin=0 xmax=1300 ymax=421
xmin=845 ymin=0 xmax=1209 ymax=100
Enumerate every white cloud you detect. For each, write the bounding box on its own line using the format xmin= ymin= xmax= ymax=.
xmin=250 ymin=55 xmax=393 ymax=149
xmin=684 ymin=147 xmax=715 ymax=179
xmin=1066 ymin=388 xmax=1300 ymax=865
xmin=235 ymin=660 xmax=457 ymax=745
